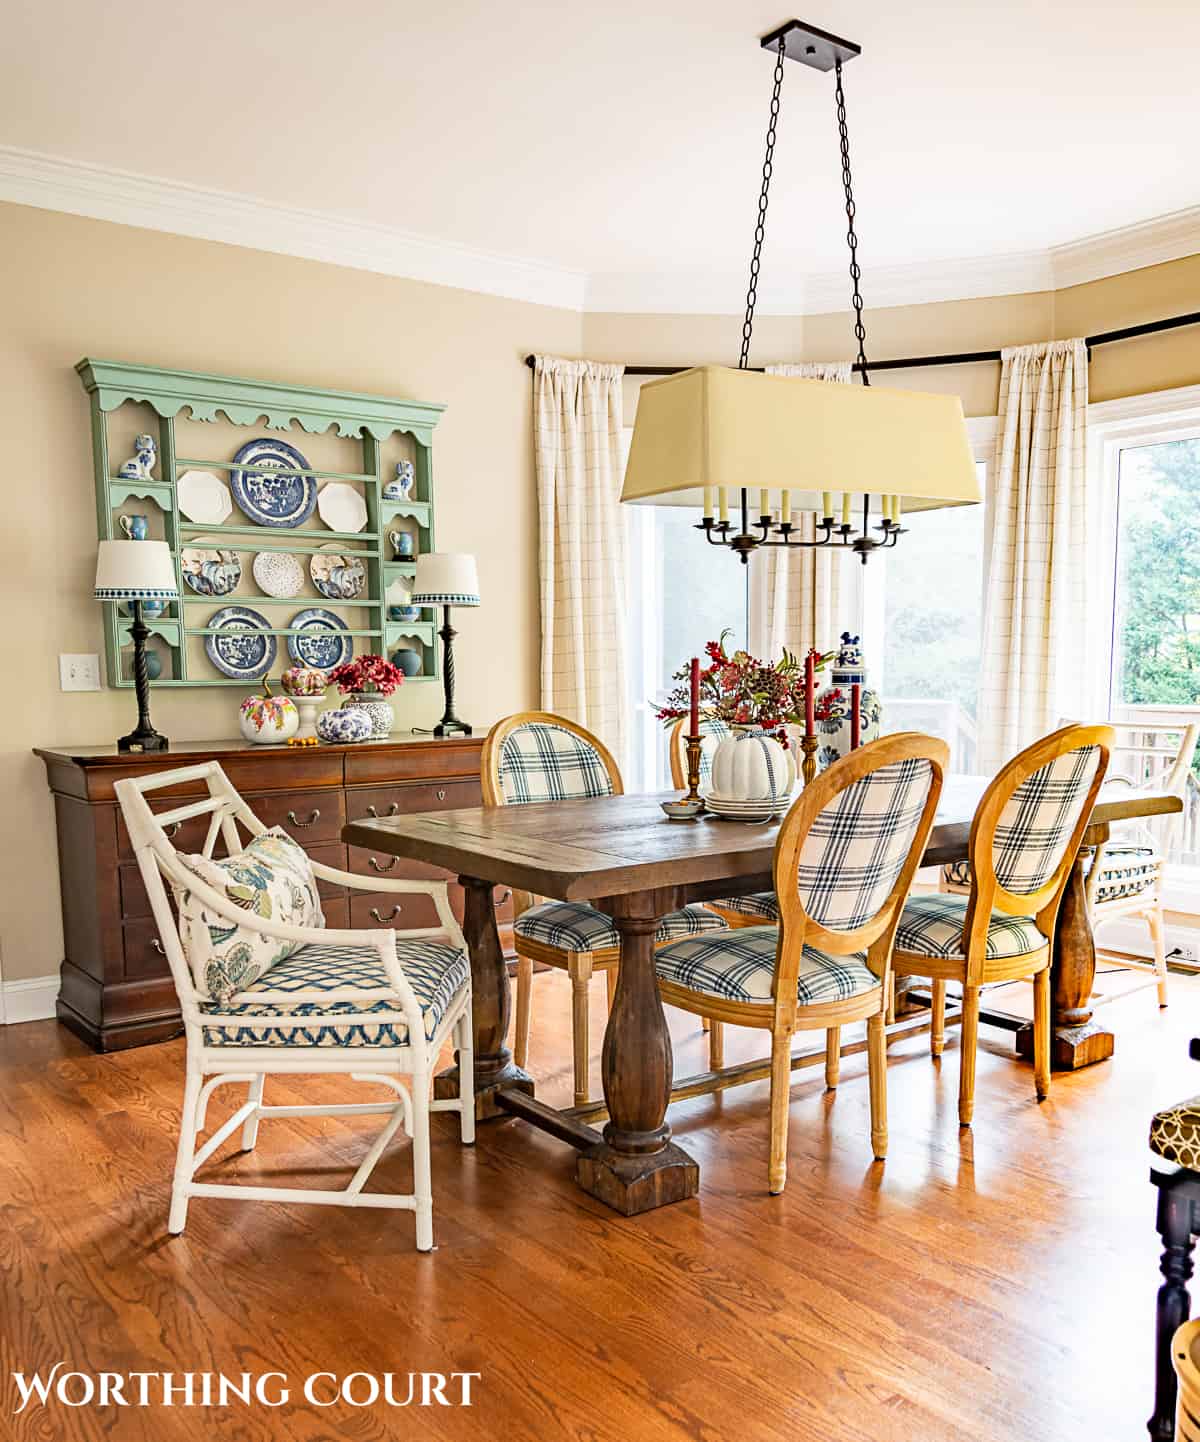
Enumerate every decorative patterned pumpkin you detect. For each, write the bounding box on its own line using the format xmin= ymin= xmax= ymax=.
xmin=280 ymin=665 xmax=328 ymax=697
xmin=239 ymin=680 xmax=300 ymax=745
xmin=315 ymin=707 xmax=373 ymax=744
xmin=709 ymin=728 xmax=796 ymax=802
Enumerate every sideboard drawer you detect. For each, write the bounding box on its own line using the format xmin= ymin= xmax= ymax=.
xmin=252 ymin=789 xmax=345 ymax=844
xmin=124 ymin=917 xmax=175 ymax=982
xmin=117 ymin=800 xmax=223 ymax=861
xmin=349 ymin=890 xmax=442 ymax=932
xmin=345 ymin=779 xmax=480 ymax=823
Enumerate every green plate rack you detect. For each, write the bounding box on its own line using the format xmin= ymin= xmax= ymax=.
xmin=78 ymin=358 xmax=445 ymax=689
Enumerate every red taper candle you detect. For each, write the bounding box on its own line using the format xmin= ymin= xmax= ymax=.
xmin=850 ymin=683 xmax=861 ymax=750
xmin=804 ymin=651 xmax=815 ymax=737
xmin=689 ymin=656 xmax=700 ymax=735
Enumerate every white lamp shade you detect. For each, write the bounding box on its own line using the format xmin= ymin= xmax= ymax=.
xmin=411 ymin=553 xmax=480 ymax=607
xmin=94 ymin=539 xmax=180 ymax=601
xmin=621 ymin=365 xmax=981 ymax=513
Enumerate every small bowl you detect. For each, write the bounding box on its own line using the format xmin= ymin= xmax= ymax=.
xmin=660 ymin=798 xmax=704 ymax=822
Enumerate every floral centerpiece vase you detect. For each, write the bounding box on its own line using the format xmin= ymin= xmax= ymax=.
xmin=328 ymin=654 xmax=405 ymax=740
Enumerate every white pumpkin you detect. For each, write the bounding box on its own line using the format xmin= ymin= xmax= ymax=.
xmin=238 ymin=683 xmax=300 ymax=745
xmin=709 ymin=730 xmax=796 ymax=802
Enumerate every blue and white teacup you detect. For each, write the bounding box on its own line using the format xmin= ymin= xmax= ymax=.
xmin=120 ymin=513 xmax=149 ymax=541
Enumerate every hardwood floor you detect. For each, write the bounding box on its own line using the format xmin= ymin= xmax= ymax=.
xmin=0 ymin=971 xmax=1195 ymax=1441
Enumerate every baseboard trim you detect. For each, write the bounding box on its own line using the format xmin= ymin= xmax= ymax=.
xmin=2 ymin=975 xmax=60 ymax=1025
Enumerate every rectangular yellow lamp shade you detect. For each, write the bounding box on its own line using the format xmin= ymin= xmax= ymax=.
xmin=621 ymin=365 xmax=981 ymax=513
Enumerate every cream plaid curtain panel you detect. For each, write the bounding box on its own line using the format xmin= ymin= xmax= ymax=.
xmin=978 ymin=339 xmax=1095 ymax=770
xmin=750 ymin=362 xmax=854 ymax=660
xmin=533 ymin=357 xmax=627 ymax=767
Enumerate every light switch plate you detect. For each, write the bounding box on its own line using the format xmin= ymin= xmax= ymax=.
xmin=60 ymin=653 xmax=102 ymax=691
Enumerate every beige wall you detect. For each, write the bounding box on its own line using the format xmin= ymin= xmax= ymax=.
xmin=2 ymin=196 xmax=1198 ymax=990
xmin=0 ymin=201 xmax=579 ymax=984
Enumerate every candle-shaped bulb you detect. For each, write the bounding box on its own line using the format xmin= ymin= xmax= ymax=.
xmin=781 ymin=490 xmax=792 ymax=525
xmin=759 ymin=489 xmax=770 ymax=520
xmin=703 ymin=486 xmax=714 ymax=520
xmin=717 ymin=487 xmax=728 ymax=524
xmin=821 ymin=491 xmax=833 ymax=522
xmin=841 ymin=492 xmax=852 ymax=528
xmin=894 ymin=495 xmax=903 ymax=525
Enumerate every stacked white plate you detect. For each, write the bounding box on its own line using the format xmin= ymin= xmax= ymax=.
xmin=705 ymin=790 xmax=795 ymax=822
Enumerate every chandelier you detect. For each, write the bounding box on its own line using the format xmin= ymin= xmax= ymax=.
xmin=619 ymin=20 xmax=980 ymax=564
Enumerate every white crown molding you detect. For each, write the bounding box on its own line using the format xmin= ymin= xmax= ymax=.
xmin=1 ymin=145 xmax=1197 ymax=316
xmin=0 ymin=145 xmax=588 ymax=312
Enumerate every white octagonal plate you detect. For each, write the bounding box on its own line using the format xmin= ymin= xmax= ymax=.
xmin=178 ymin=469 xmax=233 ymax=525
xmin=316 ymin=481 xmax=368 ymax=534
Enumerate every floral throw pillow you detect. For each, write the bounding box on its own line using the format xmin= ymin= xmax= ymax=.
xmin=174 ymin=828 xmax=324 ymax=1004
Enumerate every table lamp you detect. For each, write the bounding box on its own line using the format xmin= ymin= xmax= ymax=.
xmin=95 ymin=539 xmax=179 ymax=752
xmin=411 ymin=553 xmax=479 ymax=737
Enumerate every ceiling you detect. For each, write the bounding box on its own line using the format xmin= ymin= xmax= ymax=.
xmin=3 ymin=0 xmax=1199 ymax=311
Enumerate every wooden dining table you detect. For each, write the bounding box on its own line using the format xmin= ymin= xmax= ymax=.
xmin=344 ymin=775 xmax=1180 ymax=1216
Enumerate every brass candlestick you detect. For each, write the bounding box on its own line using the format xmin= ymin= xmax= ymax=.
xmin=684 ymin=733 xmax=704 ymax=803
xmin=800 ymin=733 xmax=819 ymax=788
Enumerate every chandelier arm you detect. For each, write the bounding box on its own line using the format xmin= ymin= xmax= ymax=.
xmin=833 ymin=58 xmax=870 ymax=386
xmin=739 ymin=37 xmax=786 ymax=371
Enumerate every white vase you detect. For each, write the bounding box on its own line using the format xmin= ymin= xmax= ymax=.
xmin=709 ymin=728 xmax=796 ymax=802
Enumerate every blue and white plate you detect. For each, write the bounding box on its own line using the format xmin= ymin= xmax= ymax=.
xmin=230 ymin=438 xmax=317 ymax=529
xmin=205 ymin=605 xmax=277 ymax=680
xmin=288 ymin=607 xmax=352 ymax=671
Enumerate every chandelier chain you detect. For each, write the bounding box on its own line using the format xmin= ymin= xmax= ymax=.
xmin=739 ymin=37 xmax=785 ymax=370
xmin=834 ymin=59 xmax=870 ymax=385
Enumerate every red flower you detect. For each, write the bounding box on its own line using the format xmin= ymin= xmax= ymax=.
xmin=329 ymin=654 xmax=406 ymax=698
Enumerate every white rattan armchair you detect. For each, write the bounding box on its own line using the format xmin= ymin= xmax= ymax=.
xmin=116 ymin=761 xmax=474 ymax=1252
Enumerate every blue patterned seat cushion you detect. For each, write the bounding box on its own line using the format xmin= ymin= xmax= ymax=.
xmin=1092 ymin=844 xmax=1159 ymax=903
xmin=514 ymin=900 xmax=725 ymax=952
xmin=712 ymin=891 xmax=779 ymax=921
xmin=894 ymin=893 xmax=1044 ymax=961
xmin=199 ymin=938 xmax=468 ymax=1048
xmin=655 ymin=924 xmax=878 ymax=1006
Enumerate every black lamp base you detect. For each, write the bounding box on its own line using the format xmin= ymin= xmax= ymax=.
xmin=118 ymin=728 xmax=170 ymax=754
xmin=432 ymin=719 xmax=472 ymax=738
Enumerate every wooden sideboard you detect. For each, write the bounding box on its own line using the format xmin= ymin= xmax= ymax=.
xmin=34 ymin=735 xmax=512 ymax=1052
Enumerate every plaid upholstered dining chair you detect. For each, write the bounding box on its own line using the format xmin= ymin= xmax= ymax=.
xmin=654 ymin=733 xmax=948 ymax=1194
xmin=893 ymin=723 xmax=1113 ymax=1128
xmin=482 ymin=712 xmax=726 ymax=1106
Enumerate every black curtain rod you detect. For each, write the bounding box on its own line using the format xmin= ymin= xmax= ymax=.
xmin=522 ymin=308 xmax=1200 ymax=378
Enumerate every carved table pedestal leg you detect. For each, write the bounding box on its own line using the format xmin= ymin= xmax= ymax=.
xmin=1016 ymin=823 xmax=1115 ymax=1071
xmin=434 ymin=874 xmax=534 ymax=1119
xmin=575 ymin=889 xmax=699 ymax=1215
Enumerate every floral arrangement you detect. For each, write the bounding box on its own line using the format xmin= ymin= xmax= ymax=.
xmin=328 ymin=654 xmax=406 ymax=697
xmin=654 ymin=633 xmax=829 ymax=748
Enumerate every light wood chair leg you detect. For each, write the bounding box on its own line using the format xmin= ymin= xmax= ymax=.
xmin=824 ymin=1027 xmax=840 ymax=1089
xmin=513 ymin=953 xmax=533 ymax=1069
xmin=930 ymin=978 xmax=946 ymax=1057
xmin=708 ymin=1020 xmax=725 ymax=1070
xmin=1149 ymin=906 xmax=1170 ymax=1008
xmin=885 ymin=975 xmax=897 ymax=1025
xmin=867 ymin=1012 xmax=888 ymax=1160
xmin=1032 ymin=966 xmax=1051 ymax=1102
xmin=605 ymin=965 xmax=617 ymax=1010
xmin=768 ymin=1032 xmax=792 ymax=1195
xmin=958 ymin=983 xmax=980 ymax=1127
xmin=569 ymin=954 xmax=594 ymax=1108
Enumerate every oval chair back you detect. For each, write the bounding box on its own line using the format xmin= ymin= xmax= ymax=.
xmin=482 ymin=711 xmax=623 ymax=809
xmin=667 ymin=714 xmax=733 ymax=792
xmin=961 ymin=723 xmax=1113 ymax=982
xmin=771 ymin=733 xmax=949 ymax=1025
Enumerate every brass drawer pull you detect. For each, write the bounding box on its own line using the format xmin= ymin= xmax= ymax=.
xmin=368 ymin=855 xmax=398 ymax=873
xmin=163 ymin=822 xmax=181 ymax=839
xmin=366 ymin=802 xmax=400 ymax=819
xmin=369 ymin=905 xmax=403 ymax=923
xmin=151 ymin=939 xmax=165 ymax=955
xmin=286 ymin=809 xmax=320 ymax=828
xmin=495 ymin=889 xmax=512 ymax=907
xmin=436 ymin=789 xmax=447 ymax=801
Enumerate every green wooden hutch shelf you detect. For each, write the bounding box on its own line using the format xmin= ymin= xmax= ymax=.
xmin=78 ymin=359 xmax=445 ymax=689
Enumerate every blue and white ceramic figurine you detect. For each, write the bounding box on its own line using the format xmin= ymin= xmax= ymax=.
xmin=815 ymin=632 xmax=882 ymax=769
xmin=382 ymin=460 xmax=415 ymax=501
xmin=316 ymin=707 xmax=373 ymax=744
xmin=118 ymin=435 xmax=157 ymax=481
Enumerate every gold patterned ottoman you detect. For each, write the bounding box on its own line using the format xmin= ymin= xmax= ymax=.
xmin=1152 ymin=1097 xmax=1200 ymax=1171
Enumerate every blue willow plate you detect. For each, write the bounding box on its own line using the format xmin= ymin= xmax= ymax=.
xmin=204 ymin=605 xmax=277 ymax=680
xmin=288 ymin=607 xmax=352 ymax=671
xmin=229 ymin=438 xmax=317 ymax=529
